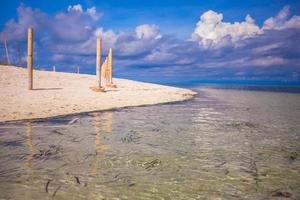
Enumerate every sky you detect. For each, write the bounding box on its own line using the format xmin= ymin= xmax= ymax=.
xmin=1 ymin=0 xmax=300 ymax=84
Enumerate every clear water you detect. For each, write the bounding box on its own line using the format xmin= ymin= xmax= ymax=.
xmin=0 ymin=86 xmax=300 ymax=199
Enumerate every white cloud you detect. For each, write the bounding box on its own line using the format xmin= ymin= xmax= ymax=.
xmin=202 ymin=55 xmax=286 ymax=68
xmin=192 ymin=10 xmax=262 ymax=49
xmin=67 ymin=4 xmax=102 ymax=21
xmin=145 ymin=50 xmax=175 ymax=62
xmin=135 ymin=24 xmax=162 ymax=40
xmin=86 ymin=7 xmax=101 ymax=21
xmin=249 ymin=56 xmax=286 ymax=66
xmin=252 ymin=43 xmax=282 ymax=53
xmin=94 ymin=27 xmax=118 ymax=48
xmin=0 ymin=6 xmax=48 ymax=41
xmin=263 ymin=6 xmax=300 ymax=30
xmin=97 ymin=24 xmax=164 ymax=56
xmin=1 ymin=4 xmax=299 ymax=75
xmin=67 ymin=4 xmax=83 ymax=13
xmin=52 ymin=53 xmax=65 ymax=61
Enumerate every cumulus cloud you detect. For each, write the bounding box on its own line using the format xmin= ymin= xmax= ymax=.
xmin=135 ymin=24 xmax=162 ymax=40
xmin=0 ymin=4 xmax=107 ymax=68
xmin=192 ymin=6 xmax=300 ymax=50
xmin=108 ymin=24 xmax=163 ymax=57
xmin=263 ymin=6 xmax=300 ymax=30
xmin=67 ymin=4 xmax=83 ymax=12
xmin=0 ymin=5 xmax=166 ymax=68
xmin=0 ymin=4 xmax=103 ymax=43
xmin=0 ymin=4 xmax=299 ymax=82
xmin=94 ymin=27 xmax=118 ymax=49
xmin=0 ymin=6 xmax=48 ymax=41
xmin=86 ymin=7 xmax=102 ymax=21
xmin=67 ymin=4 xmax=102 ymax=21
xmin=192 ymin=10 xmax=262 ymax=49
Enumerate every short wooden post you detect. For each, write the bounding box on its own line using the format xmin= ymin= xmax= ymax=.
xmin=17 ymin=44 xmax=21 ymax=66
xmin=107 ymin=48 xmax=116 ymax=87
xmin=27 ymin=27 xmax=33 ymax=90
xmin=96 ymin=36 xmax=102 ymax=88
xmin=108 ymin=48 xmax=112 ymax=84
xmin=105 ymin=57 xmax=109 ymax=84
xmin=4 ymin=39 xmax=10 ymax=65
xmin=101 ymin=58 xmax=107 ymax=85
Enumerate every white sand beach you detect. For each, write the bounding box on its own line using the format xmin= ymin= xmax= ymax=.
xmin=0 ymin=65 xmax=196 ymax=122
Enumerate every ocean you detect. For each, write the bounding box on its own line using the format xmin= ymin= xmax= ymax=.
xmin=0 ymin=84 xmax=299 ymax=199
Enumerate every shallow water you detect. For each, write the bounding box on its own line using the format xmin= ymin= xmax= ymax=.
xmin=0 ymin=86 xmax=300 ymax=199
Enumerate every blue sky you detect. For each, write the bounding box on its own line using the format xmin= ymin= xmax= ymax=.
xmin=1 ymin=0 xmax=300 ymax=84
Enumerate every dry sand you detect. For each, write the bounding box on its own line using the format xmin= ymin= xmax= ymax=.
xmin=0 ymin=65 xmax=196 ymax=122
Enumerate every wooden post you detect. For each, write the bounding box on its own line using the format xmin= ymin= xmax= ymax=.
xmin=107 ymin=48 xmax=116 ymax=87
xmin=27 ymin=27 xmax=33 ymax=90
xmin=101 ymin=58 xmax=107 ymax=86
xmin=4 ymin=39 xmax=10 ymax=64
xmin=90 ymin=37 xmax=105 ymax=92
xmin=108 ymin=48 xmax=112 ymax=84
xmin=17 ymin=44 xmax=21 ymax=66
xmin=105 ymin=57 xmax=109 ymax=84
xmin=53 ymin=65 xmax=56 ymax=72
xmin=96 ymin=36 xmax=102 ymax=88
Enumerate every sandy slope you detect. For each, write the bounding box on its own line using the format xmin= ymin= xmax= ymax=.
xmin=0 ymin=65 xmax=196 ymax=122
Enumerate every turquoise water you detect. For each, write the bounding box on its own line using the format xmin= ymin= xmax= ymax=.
xmin=0 ymin=86 xmax=300 ymax=199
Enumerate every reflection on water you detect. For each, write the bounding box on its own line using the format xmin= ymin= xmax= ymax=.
xmin=104 ymin=112 xmax=113 ymax=134
xmin=26 ymin=121 xmax=34 ymax=170
xmin=91 ymin=113 xmax=112 ymax=177
xmin=94 ymin=112 xmax=111 ymax=153
xmin=0 ymin=87 xmax=300 ymax=199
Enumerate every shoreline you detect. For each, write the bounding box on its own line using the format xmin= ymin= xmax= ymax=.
xmin=0 ymin=65 xmax=196 ymax=122
xmin=0 ymin=97 xmax=194 ymax=124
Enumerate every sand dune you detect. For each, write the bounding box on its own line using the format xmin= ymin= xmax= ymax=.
xmin=0 ymin=65 xmax=196 ymax=122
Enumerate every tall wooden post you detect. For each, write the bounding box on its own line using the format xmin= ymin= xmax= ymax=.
xmin=96 ymin=36 xmax=102 ymax=88
xmin=90 ymin=36 xmax=104 ymax=92
xmin=27 ymin=27 xmax=33 ymax=90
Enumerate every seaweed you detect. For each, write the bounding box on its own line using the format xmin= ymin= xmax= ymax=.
xmin=128 ymin=183 xmax=135 ymax=187
xmin=52 ymin=129 xmax=64 ymax=135
xmin=52 ymin=185 xmax=62 ymax=198
xmin=45 ymin=179 xmax=52 ymax=193
xmin=225 ymin=121 xmax=258 ymax=129
xmin=32 ymin=145 xmax=62 ymax=160
xmin=289 ymin=151 xmax=298 ymax=161
xmin=271 ymin=189 xmax=292 ymax=198
xmin=74 ymin=176 xmax=81 ymax=184
xmin=121 ymin=134 xmax=141 ymax=143
xmin=143 ymin=159 xmax=161 ymax=170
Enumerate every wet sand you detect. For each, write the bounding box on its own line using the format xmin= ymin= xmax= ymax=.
xmin=0 ymin=65 xmax=196 ymax=122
